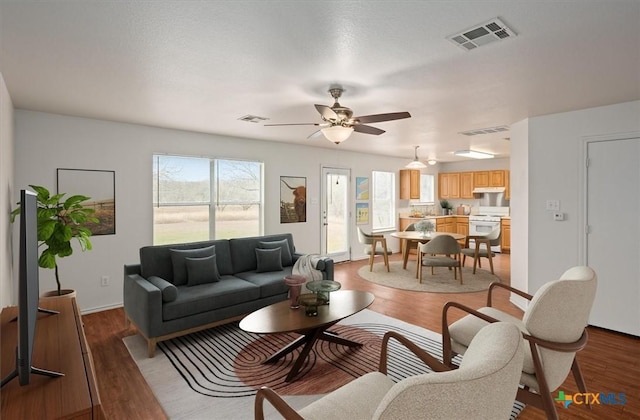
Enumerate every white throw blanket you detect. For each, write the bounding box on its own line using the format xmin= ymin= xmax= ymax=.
xmin=292 ymin=254 xmax=326 ymax=292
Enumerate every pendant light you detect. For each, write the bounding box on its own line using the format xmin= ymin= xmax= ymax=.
xmin=405 ymin=146 xmax=427 ymax=169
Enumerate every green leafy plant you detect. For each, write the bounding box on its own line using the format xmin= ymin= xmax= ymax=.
xmin=415 ymin=220 xmax=435 ymax=233
xmin=10 ymin=185 xmax=99 ymax=296
xmin=439 ymin=199 xmax=451 ymax=209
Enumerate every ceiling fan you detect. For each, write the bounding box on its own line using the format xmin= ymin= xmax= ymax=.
xmin=265 ymin=87 xmax=411 ymax=144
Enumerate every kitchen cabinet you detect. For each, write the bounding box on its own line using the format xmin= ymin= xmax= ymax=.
xmin=400 ymin=169 xmax=420 ymax=199
xmin=436 ymin=217 xmax=455 ymax=233
xmin=474 ymin=170 xmax=507 ymax=188
xmin=438 ymin=173 xmax=459 ymax=199
xmin=460 ymin=172 xmax=474 ymax=198
xmin=505 ymin=170 xmax=510 ymax=199
xmin=501 ymin=218 xmax=511 ymax=254
xmin=456 ymin=216 xmax=469 ymax=236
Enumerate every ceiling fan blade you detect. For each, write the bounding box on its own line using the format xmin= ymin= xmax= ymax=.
xmin=264 ymin=123 xmax=320 ymax=126
xmin=353 ymin=112 xmax=411 ymax=124
xmin=353 ymin=124 xmax=385 ymax=135
xmin=315 ymin=104 xmax=338 ymax=120
xmin=307 ymin=130 xmax=324 ymax=140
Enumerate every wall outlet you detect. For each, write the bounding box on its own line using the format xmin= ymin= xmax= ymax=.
xmin=101 ymin=275 xmax=110 ymax=287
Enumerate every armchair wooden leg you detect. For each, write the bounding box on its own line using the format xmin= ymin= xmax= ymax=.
xmin=571 ymin=357 xmax=591 ymax=408
xmin=381 ymin=240 xmax=390 ymax=272
xmin=487 ymin=252 xmax=494 ymax=274
xmin=369 ymin=252 xmax=375 ymax=271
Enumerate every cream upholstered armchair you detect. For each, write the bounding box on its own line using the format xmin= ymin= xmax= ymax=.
xmin=255 ymin=322 xmax=525 ymax=420
xmin=442 ymin=266 xmax=597 ymax=420
xmin=357 ymin=227 xmax=392 ymax=272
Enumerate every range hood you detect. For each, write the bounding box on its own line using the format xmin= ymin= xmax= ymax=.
xmin=472 ymin=187 xmax=506 ymax=194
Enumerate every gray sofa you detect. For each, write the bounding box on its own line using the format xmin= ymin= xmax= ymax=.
xmin=123 ymin=233 xmax=333 ymax=357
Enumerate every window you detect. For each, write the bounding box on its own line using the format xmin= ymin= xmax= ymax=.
xmin=153 ymin=155 xmax=263 ymax=245
xmin=371 ymin=171 xmax=395 ymax=231
xmin=420 ymin=174 xmax=435 ymax=203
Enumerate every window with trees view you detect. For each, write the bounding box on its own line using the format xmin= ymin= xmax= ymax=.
xmin=152 ymin=155 xmax=263 ymax=245
xmin=372 ymin=171 xmax=396 ymax=231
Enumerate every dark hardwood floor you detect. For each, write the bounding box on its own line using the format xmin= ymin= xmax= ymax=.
xmin=83 ymin=253 xmax=640 ymax=419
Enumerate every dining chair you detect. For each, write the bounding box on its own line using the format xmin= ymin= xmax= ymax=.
xmin=255 ymin=322 xmax=525 ymax=420
xmin=416 ymin=234 xmax=463 ymax=283
xmin=357 ymin=227 xmax=392 ymax=272
xmin=462 ymin=228 xmax=501 ymax=274
xmin=441 ymin=266 xmax=597 ymax=420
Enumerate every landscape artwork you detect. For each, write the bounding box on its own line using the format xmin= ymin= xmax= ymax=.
xmin=57 ymin=168 xmax=116 ymax=235
xmin=355 ymin=177 xmax=369 ymax=200
xmin=280 ymin=176 xmax=306 ymax=223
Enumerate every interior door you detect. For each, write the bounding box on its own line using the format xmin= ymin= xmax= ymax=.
xmin=586 ymin=136 xmax=640 ymax=336
xmin=321 ymin=167 xmax=351 ymax=262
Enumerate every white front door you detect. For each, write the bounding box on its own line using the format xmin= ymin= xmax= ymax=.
xmin=321 ymin=167 xmax=351 ymax=263
xmin=585 ymin=136 xmax=640 ymax=336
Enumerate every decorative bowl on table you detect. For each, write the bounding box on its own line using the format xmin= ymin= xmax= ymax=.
xmin=305 ymin=280 xmax=341 ymax=303
xmin=298 ymin=293 xmax=328 ymax=317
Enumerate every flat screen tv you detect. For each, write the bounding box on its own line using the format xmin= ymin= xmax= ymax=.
xmin=1 ymin=189 xmax=63 ymax=388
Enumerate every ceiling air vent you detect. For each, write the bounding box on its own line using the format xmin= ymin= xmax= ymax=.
xmin=447 ymin=17 xmax=517 ymax=51
xmin=459 ymin=125 xmax=510 ymax=136
xmin=238 ymin=115 xmax=269 ymax=123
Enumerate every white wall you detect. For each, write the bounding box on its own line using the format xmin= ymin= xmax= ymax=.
xmin=0 ymin=73 xmax=15 ymax=309
xmin=12 ymin=110 xmax=408 ymax=312
xmin=512 ymin=100 xmax=640 ymax=296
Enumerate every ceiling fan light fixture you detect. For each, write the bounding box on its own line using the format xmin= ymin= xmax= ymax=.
xmin=406 ymin=146 xmax=427 ymax=169
xmin=321 ymin=125 xmax=353 ymax=144
xmin=454 ymin=149 xmax=495 ymax=159
xmin=427 ymin=159 xmax=437 ymax=165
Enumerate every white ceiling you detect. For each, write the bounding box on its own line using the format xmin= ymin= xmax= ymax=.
xmin=1 ymin=1 xmax=639 ymax=163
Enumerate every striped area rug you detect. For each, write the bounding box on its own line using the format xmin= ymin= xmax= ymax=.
xmin=123 ymin=309 xmax=524 ymax=419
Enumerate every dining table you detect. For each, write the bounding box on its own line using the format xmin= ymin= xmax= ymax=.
xmin=391 ymin=231 xmax=466 ymax=269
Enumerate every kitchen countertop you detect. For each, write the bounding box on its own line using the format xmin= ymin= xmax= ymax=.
xmin=403 ymin=215 xmax=470 ymax=219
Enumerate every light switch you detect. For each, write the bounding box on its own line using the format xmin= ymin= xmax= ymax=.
xmin=546 ymin=200 xmax=560 ymax=211
xmin=553 ymin=212 xmax=565 ymax=221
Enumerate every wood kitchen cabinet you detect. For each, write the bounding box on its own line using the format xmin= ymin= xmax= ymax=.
xmin=459 ymin=172 xmax=474 ymax=198
xmin=505 ymin=170 xmax=510 ymax=199
xmin=456 ymin=216 xmax=469 ymax=236
xmin=438 ymin=173 xmax=459 ymax=199
xmin=501 ymin=218 xmax=511 ymax=254
xmin=473 ymin=170 xmax=507 ymax=188
xmin=436 ymin=217 xmax=455 ymax=233
xmin=400 ymin=169 xmax=420 ymax=199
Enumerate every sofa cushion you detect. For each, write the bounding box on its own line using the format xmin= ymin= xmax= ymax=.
xmin=146 ymin=276 xmax=178 ymax=302
xmin=140 ymin=240 xmax=234 ymax=282
xmin=235 ymin=266 xmax=291 ymax=298
xmin=186 ymin=254 xmax=221 ymax=286
xmin=170 ymin=246 xmax=216 ymax=286
xmin=230 ymin=234 xmax=296 ymax=273
xmin=259 ymin=239 xmax=293 ymax=267
xmin=255 ymin=248 xmax=283 ymax=273
xmin=162 ymin=277 xmax=260 ymax=321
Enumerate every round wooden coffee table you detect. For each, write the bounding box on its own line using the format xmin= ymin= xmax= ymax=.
xmin=239 ymin=290 xmax=374 ymax=382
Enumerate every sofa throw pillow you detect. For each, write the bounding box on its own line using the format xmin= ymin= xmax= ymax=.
xmin=259 ymin=239 xmax=293 ymax=267
xmin=255 ymin=248 xmax=283 ymax=273
xmin=185 ymin=255 xmax=221 ymax=286
xmin=147 ymin=276 xmax=178 ymax=302
xmin=170 ymin=245 xmax=216 ymax=286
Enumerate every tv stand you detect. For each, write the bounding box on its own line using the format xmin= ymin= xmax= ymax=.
xmin=1 ymin=298 xmax=104 ymax=419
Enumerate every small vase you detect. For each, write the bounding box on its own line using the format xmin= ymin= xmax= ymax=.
xmin=284 ymin=275 xmax=306 ymax=309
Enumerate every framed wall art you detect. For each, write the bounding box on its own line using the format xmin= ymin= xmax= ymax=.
xmin=356 ymin=202 xmax=369 ymax=225
xmin=280 ymin=176 xmax=306 ymax=223
xmin=57 ymin=168 xmax=116 ymax=235
xmin=355 ymin=177 xmax=369 ymax=200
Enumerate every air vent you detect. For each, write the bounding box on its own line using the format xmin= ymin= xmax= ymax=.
xmin=447 ymin=17 xmax=517 ymax=51
xmin=459 ymin=125 xmax=510 ymax=136
xmin=238 ymin=115 xmax=269 ymax=123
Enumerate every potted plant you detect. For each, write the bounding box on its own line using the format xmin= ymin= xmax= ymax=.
xmin=414 ymin=220 xmax=435 ymax=237
xmin=11 ymin=185 xmax=98 ymax=297
xmin=439 ymin=199 xmax=451 ymax=215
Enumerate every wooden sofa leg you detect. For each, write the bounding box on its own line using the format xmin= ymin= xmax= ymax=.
xmin=148 ymin=338 xmax=157 ymax=358
xmin=124 ymin=315 xmax=131 ymax=329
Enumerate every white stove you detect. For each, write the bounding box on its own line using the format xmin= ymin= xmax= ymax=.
xmin=468 ymin=206 xmax=509 ymax=252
